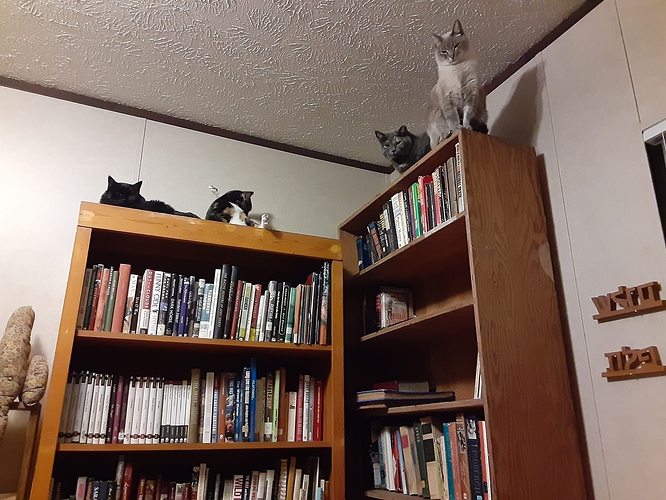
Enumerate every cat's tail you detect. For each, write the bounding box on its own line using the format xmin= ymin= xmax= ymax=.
xmin=209 ymin=185 xmax=220 ymax=197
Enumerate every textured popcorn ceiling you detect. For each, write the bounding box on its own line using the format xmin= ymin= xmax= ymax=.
xmin=0 ymin=0 xmax=584 ymax=166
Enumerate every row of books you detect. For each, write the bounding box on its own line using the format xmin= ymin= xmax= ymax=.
xmin=356 ymin=144 xmax=463 ymax=270
xmin=51 ymin=454 xmax=328 ymax=500
xmin=76 ymin=261 xmax=330 ymax=346
xmin=361 ymin=286 xmax=414 ymax=335
xmin=58 ymin=361 xmax=324 ymax=445
xmin=370 ymin=414 xmax=490 ymax=500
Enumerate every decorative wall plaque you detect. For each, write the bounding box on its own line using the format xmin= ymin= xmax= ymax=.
xmin=602 ymin=345 xmax=666 ymax=381
xmin=591 ymin=281 xmax=665 ymax=322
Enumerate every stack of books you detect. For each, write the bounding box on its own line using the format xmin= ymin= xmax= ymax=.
xmin=76 ymin=262 xmax=331 ymax=346
xmin=356 ymin=380 xmax=454 ymax=410
xmin=356 ymin=144 xmax=463 ymax=270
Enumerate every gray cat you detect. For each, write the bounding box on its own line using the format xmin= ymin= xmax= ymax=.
xmin=375 ymin=125 xmax=431 ymax=174
xmin=426 ymin=20 xmax=488 ymax=149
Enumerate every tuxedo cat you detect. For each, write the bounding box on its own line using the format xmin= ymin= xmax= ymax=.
xmin=206 ymin=188 xmax=269 ymax=228
xmin=100 ymin=176 xmax=199 ymax=218
xmin=375 ymin=125 xmax=431 ymax=174
xmin=427 ymin=20 xmax=488 ymax=148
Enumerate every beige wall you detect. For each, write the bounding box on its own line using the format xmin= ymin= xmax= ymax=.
xmin=487 ymin=1 xmax=666 ymax=499
xmin=0 ymin=85 xmax=387 ymax=491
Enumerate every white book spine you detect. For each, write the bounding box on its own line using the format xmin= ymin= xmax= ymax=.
xmin=64 ymin=374 xmax=81 ymax=443
xmin=145 ymin=377 xmax=157 ymax=443
xmin=130 ymin=377 xmax=144 ymax=444
xmin=180 ymin=381 xmax=189 ymax=443
xmin=299 ymin=475 xmax=309 ymax=500
xmin=245 ymin=284 xmax=257 ymax=338
xmin=153 ymin=378 xmax=164 ymax=444
xmin=302 ymin=374 xmax=311 ymax=442
xmin=160 ymin=383 xmax=171 ymax=444
xmin=258 ymin=293 xmax=268 ymax=342
xmin=58 ymin=376 xmax=74 ymax=443
xmin=121 ymin=377 xmax=135 ymax=444
xmin=138 ymin=269 xmax=152 ymax=333
xmin=287 ymin=391 xmax=297 ymax=442
xmin=238 ymin=282 xmax=253 ymax=341
xmin=264 ymin=281 xmax=277 ymax=340
xmin=214 ymin=473 xmax=222 ymax=500
xmin=123 ymin=274 xmax=139 ymax=333
xmin=199 ymin=283 xmax=214 ymax=339
xmin=256 ymin=471 xmax=267 ymax=500
xmin=148 ymin=271 xmax=163 ymax=335
xmin=291 ymin=469 xmax=302 ymax=500
xmin=138 ymin=377 xmax=151 ymax=443
xmin=89 ymin=373 xmax=103 ymax=444
xmin=264 ymin=470 xmax=275 ymax=500
xmin=184 ymin=380 xmax=192 ymax=443
xmin=308 ymin=377 xmax=315 ymax=442
xmin=96 ymin=374 xmax=113 ymax=444
xmin=222 ymin=479 xmax=234 ymax=500
xmin=208 ymin=269 xmax=222 ymax=339
xmin=168 ymin=383 xmax=178 ymax=443
xmin=203 ymin=372 xmax=214 ymax=443
xmin=79 ymin=372 xmax=96 ymax=444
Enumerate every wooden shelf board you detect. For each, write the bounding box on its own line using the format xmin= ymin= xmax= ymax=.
xmin=57 ymin=441 xmax=332 ymax=452
xmin=75 ymin=330 xmax=331 ymax=355
xmin=345 ymin=214 xmax=468 ymax=287
xmin=359 ymin=300 xmax=475 ymax=344
xmin=78 ymin=202 xmax=342 ymax=261
xmin=357 ymin=398 xmax=484 ymax=417
xmin=364 ymin=489 xmax=421 ymax=499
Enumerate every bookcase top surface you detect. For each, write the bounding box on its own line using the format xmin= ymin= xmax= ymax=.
xmin=78 ymin=202 xmax=342 ymax=261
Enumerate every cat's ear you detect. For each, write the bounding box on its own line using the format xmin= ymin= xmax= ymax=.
xmin=375 ymin=131 xmax=387 ymax=142
xmin=133 ymin=180 xmax=143 ymax=193
xmin=107 ymin=175 xmax=117 ymax=187
xmin=398 ymin=125 xmax=408 ymax=136
xmin=452 ymin=20 xmax=464 ymax=36
xmin=431 ymin=33 xmax=443 ymax=46
xmin=241 ymin=191 xmax=254 ymax=203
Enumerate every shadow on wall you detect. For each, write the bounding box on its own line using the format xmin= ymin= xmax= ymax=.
xmin=489 ymin=66 xmax=542 ymax=147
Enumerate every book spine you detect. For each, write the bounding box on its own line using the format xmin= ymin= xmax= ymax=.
xmin=199 ymin=282 xmax=214 ymax=339
xmin=116 ymin=376 xmax=130 ymax=445
xmin=122 ymin=274 xmax=138 ymax=333
xmin=103 ymin=268 xmax=118 ymax=332
xmin=284 ymin=286 xmax=297 ymax=343
xmin=58 ymin=374 xmax=74 ymax=443
xmin=94 ymin=268 xmax=111 ymax=331
xmin=256 ymin=293 xmax=267 ymax=342
xmin=319 ymin=262 xmax=330 ymax=346
xmin=177 ymin=278 xmax=191 ymax=336
xmin=230 ymin=280 xmax=245 ymax=341
xmin=110 ymin=264 xmax=131 ymax=332
xmin=222 ymin=265 xmax=240 ymax=339
xmin=264 ymin=371 xmax=274 ymax=442
xmin=242 ymin=365 xmax=252 ymax=441
xmin=466 ymin=415 xmax=484 ymax=500
xmin=212 ymin=373 xmax=220 ymax=443
xmin=208 ymin=268 xmax=222 ymax=339
xmin=249 ymin=284 xmax=263 ymax=341
xmin=225 ymin=374 xmax=237 ymax=442
xmin=122 ymin=377 xmax=136 ymax=444
xmin=165 ymin=274 xmax=180 ymax=336
xmin=157 ymin=272 xmax=172 ymax=336
xmin=64 ymin=372 xmax=80 ymax=443
xmin=188 ymin=368 xmax=201 ymax=443
xmin=213 ymin=264 xmax=231 ymax=339
xmin=455 ymin=415 xmax=471 ymax=500
xmin=313 ymin=378 xmax=323 ymax=441
xmin=77 ymin=269 xmax=93 ymax=329
xmin=138 ymin=269 xmax=154 ymax=334
xmin=148 ymin=271 xmax=163 ymax=335
xmin=129 ymin=276 xmax=142 ymax=333
xmin=443 ymin=422 xmax=457 ymax=500
xmin=287 ymin=391 xmax=297 ymax=442
xmin=455 ymin=142 xmax=464 ymax=211
xmin=84 ymin=265 xmax=101 ymax=330
xmin=152 ymin=377 xmax=164 ymax=444
xmin=192 ymin=278 xmax=205 ymax=338
xmin=249 ymin=358 xmax=257 ymax=442
xmin=264 ymin=281 xmax=278 ymax=341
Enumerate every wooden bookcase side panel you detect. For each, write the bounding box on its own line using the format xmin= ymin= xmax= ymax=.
xmin=326 ymin=260 xmax=345 ymax=500
xmin=460 ymin=131 xmax=586 ymax=499
xmin=80 ymin=202 xmax=342 ymax=261
xmin=31 ymin=226 xmax=93 ymax=500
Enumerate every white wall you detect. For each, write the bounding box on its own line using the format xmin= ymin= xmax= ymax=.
xmin=0 ymin=85 xmax=387 ymax=490
xmin=487 ymin=1 xmax=666 ymax=499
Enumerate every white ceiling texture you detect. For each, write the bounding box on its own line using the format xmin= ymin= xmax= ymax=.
xmin=0 ymin=0 xmax=585 ymax=168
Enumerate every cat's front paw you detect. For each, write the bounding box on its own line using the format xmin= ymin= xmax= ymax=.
xmin=258 ymin=213 xmax=270 ymax=229
xmin=461 ymin=122 xmax=473 ymax=130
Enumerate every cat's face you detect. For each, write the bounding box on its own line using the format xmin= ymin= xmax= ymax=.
xmin=100 ymin=176 xmax=145 ymax=206
xmin=224 ymin=190 xmax=253 ymax=214
xmin=432 ymin=20 xmax=470 ymax=65
xmin=375 ymin=126 xmax=414 ymax=161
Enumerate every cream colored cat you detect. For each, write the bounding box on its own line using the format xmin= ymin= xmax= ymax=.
xmin=426 ymin=20 xmax=488 ymax=149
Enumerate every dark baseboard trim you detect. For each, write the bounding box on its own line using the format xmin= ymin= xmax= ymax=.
xmin=0 ymin=75 xmax=391 ymax=174
xmin=485 ymin=0 xmax=603 ymax=93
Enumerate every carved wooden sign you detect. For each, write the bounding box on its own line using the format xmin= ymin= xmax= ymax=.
xmin=602 ymin=345 xmax=666 ymax=381
xmin=591 ymin=281 xmax=665 ymax=322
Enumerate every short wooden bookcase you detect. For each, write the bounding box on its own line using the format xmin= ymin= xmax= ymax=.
xmin=30 ymin=202 xmax=345 ymax=499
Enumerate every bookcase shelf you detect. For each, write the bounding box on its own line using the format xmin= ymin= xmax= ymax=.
xmin=75 ymin=330 xmax=332 ymax=356
xmin=339 ymin=130 xmax=587 ymax=499
xmin=30 ymin=202 xmax=346 ymax=499
xmin=57 ymin=441 xmax=333 ymax=453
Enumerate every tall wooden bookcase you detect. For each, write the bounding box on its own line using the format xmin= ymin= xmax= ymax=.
xmin=339 ymin=130 xmax=587 ymax=499
xmin=30 ymin=202 xmax=345 ymax=499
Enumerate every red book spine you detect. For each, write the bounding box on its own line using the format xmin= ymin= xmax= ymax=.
xmin=136 ymin=476 xmax=146 ymax=500
xmin=313 ymin=377 xmax=323 ymax=441
xmin=93 ymin=268 xmax=111 ymax=331
xmin=295 ymin=374 xmax=304 ymax=442
xmin=120 ymin=463 xmax=133 ymax=500
xmin=111 ymin=375 xmax=125 ymax=443
xmin=229 ymin=280 xmax=244 ymax=340
xmin=391 ymin=429 xmax=402 ymax=492
xmin=111 ymin=264 xmax=132 ymax=332
xmin=87 ymin=267 xmax=103 ymax=331
xmin=417 ymin=175 xmax=433 ymax=232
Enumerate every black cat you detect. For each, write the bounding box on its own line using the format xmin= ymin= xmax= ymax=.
xmin=206 ymin=190 xmax=256 ymax=226
xmin=375 ymin=125 xmax=431 ymax=174
xmin=100 ymin=176 xmax=199 ymax=218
